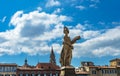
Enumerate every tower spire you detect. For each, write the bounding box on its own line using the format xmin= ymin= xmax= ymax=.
xmin=50 ymin=46 xmax=56 ymax=64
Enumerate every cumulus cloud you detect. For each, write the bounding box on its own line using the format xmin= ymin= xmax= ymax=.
xmin=0 ymin=8 xmax=120 ymax=59
xmin=46 ymin=0 xmax=60 ymax=7
xmin=9 ymin=10 xmax=70 ymax=38
xmin=83 ymin=30 xmax=100 ymax=39
xmin=0 ymin=10 xmax=70 ymax=56
xmin=73 ymin=26 xmax=120 ymax=57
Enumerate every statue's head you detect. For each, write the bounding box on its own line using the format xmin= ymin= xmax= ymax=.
xmin=64 ymin=26 xmax=69 ymax=34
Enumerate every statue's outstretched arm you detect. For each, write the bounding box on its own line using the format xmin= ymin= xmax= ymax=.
xmin=71 ymin=36 xmax=80 ymax=44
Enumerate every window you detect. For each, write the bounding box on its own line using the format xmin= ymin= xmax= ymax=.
xmin=107 ymin=70 xmax=110 ymax=74
xmin=117 ymin=62 xmax=120 ymax=65
xmin=20 ymin=74 xmax=22 ymax=76
xmin=56 ymin=73 xmax=58 ymax=76
xmin=49 ymin=66 xmax=51 ymax=69
xmin=102 ymin=70 xmax=105 ymax=74
xmin=0 ymin=67 xmax=2 ymax=72
xmin=50 ymin=73 xmax=52 ymax=76
xmin=5 ymin=74 xmax=10 ymax=76
xmin=44 ymin=74 xmax=46 ymax=76
xmin=41 ymin=66 xmax=43 ymax=69
xmin=32 ymin=74 xmax=34 ymax=76
xmin=12 ymin=74 xmax=16 ymax=76
xmin=38 ymin=74 xmax=40 ymax=76
xmin=92 ymin=70 xmax=96 ymax=74
xmin=13 ymin=67 xmax=17 ymax=72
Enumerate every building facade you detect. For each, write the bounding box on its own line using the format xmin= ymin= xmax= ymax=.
xmin=76 ymin=59 xmax=120 ymax=76
xmin=16 ymin=48 xmax=60 ymax=76
xmin=110 ymin=58 xmax=120 ymax=67
xmin=16 ymin=59 xmax=60 ymax=76
xmin=0 ymin=63 xmax=17 ymax=76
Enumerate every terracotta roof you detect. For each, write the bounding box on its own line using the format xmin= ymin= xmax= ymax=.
xmin=116 ymin=66 xmax=120 ymax=68
xmin=110 ymin=58 xmax=120 ymax=62
xmin=17 ymin=67 xmax=40 ymax=71
xmin=87 ymin=66 xmax=99 ymax=68
xmin=87 ymin=66 xmax=116 ymax=69
xmin=36 ymin=63 xmax=60 ymax=70
xmin=76 ymin=71 xmax=89 ymax=75
xmin=22 ymin=64 xmax=31 ymax=68
xmin=0 ymin=63 xmax=17 ymax=66
xmin=100 ymin=66 xmax=116 ymax=69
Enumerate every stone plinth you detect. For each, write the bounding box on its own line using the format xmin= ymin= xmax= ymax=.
xmin=60 ymin=66 xmax=76 ymax=76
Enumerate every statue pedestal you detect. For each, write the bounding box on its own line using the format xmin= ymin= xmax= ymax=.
xmin=60 ymin=66 xmax=76 ymax=76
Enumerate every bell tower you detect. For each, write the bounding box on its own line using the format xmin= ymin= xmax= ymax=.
xmin=50 ymin=47 xmax=56 ymax=64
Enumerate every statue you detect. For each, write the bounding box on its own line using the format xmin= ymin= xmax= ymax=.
xmin=60 ymin=26 xmax=80 ymax=67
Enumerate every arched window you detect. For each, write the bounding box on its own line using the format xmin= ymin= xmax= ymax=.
xmin=38 ymin=74 xmax=40 ymax=76
xmin=56 ymin=73 xmax=58 ymax=76
xmin=50 ymin=73 xmax=52 ymax=76
xmin=26 ymin=74 xmax=28 ymax=76
xmin=44 ymin=73 xmax=46 ymax=76
xmin=32 ymin=74 xmax=34 ymax=76
xmin=20 ymin=73 xmax=22 ymax=76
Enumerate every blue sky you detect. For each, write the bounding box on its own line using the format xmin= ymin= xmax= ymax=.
xmin=0 ymin=0 xmax=120 ymax=67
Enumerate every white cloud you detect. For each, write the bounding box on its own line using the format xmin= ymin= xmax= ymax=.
xmin=76 ymin=5 xmax=86 ymax=10
xmin=46 ymin=0 xmax=60 ymax=7
xmin=89 ymin=0 xmax=100 ymax=8
xmin=52 ymin=43 xmax=62 ymax=54
xmin=53 ymin=8 xmax=62 ymax=14
xmin=74 ymin=0 xmax=100 ymax=9
xmin=83 ymin=30 xmax=100 ymax=39
xmin=0 ymin=16 xmax=7 ymax=23
xmin=90 ymin=0 xmax=100 ymax=3
xmin=0 ymin=10 xmax=70 ymax=56
xmin=0 ymin=8 xmax=120 ymax=59
xmin=9 ymin=10 xmax=70 ymax=38
xmin=98 ymin=21 xmax=105 ymax=25
xmin=75 ymin=23 xmax=85 ymax=30
xmin=112 ymin=22 xmax=120 ymax=25
xmin=89 ymin=4 xmax=97 ymax=8
xmin=37 ymin=7 xmax=42 ymax=11
xmin=73 ymin=26 xmax=120 ymax=57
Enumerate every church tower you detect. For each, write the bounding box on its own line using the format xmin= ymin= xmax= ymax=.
xmin=23 ymin=58 xmax=30 ymax=67
xmin=50 ymin=47 xmax=56 ymax=64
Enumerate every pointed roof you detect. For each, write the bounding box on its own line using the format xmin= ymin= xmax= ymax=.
xmin=50 ymin=47 xmax=56 ymax=64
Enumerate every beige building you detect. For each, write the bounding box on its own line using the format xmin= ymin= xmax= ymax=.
xmin=77 ymin=59 xmax=120 ymax=76
xmin=0 ymin=63 xmax=17 ymax=76
xmin=110 ymin=58 xmax=120 ymax=67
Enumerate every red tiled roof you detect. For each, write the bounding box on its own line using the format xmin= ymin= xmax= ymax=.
xmin=17 ymin=67 xmax=40 ymax=71
xmin=0 ymin=63 xmax=17 ymax=66
xmin=87 ymin=66 xmax=99 ymax=68
xmin=110 ymin=58 xmax=120 ymax=62
xmin=87 ymin=66 xmax=116 ymax=69
xmin=76 ymin=71 xmax=89 ymax=75
xmin=36 ymin=63 xmax=60 ymax=70
xmin=100 ymin=66 xmax=116 ymax=69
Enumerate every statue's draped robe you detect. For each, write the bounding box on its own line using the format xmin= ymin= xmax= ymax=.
xmin=60 ymin=36 xmax=73 ymax=66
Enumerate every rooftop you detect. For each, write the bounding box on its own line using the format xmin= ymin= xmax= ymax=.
xmin=110 ymin=58 xmax=120 ymax=62
xmin=0 ymin=63 xmax=17 ymax=66
xmin=36 ymin=63 xmax=60 ymax=70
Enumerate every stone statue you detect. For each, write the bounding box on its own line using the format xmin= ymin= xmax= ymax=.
xmin=60 ymin=26 xmax=80 ymax=67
